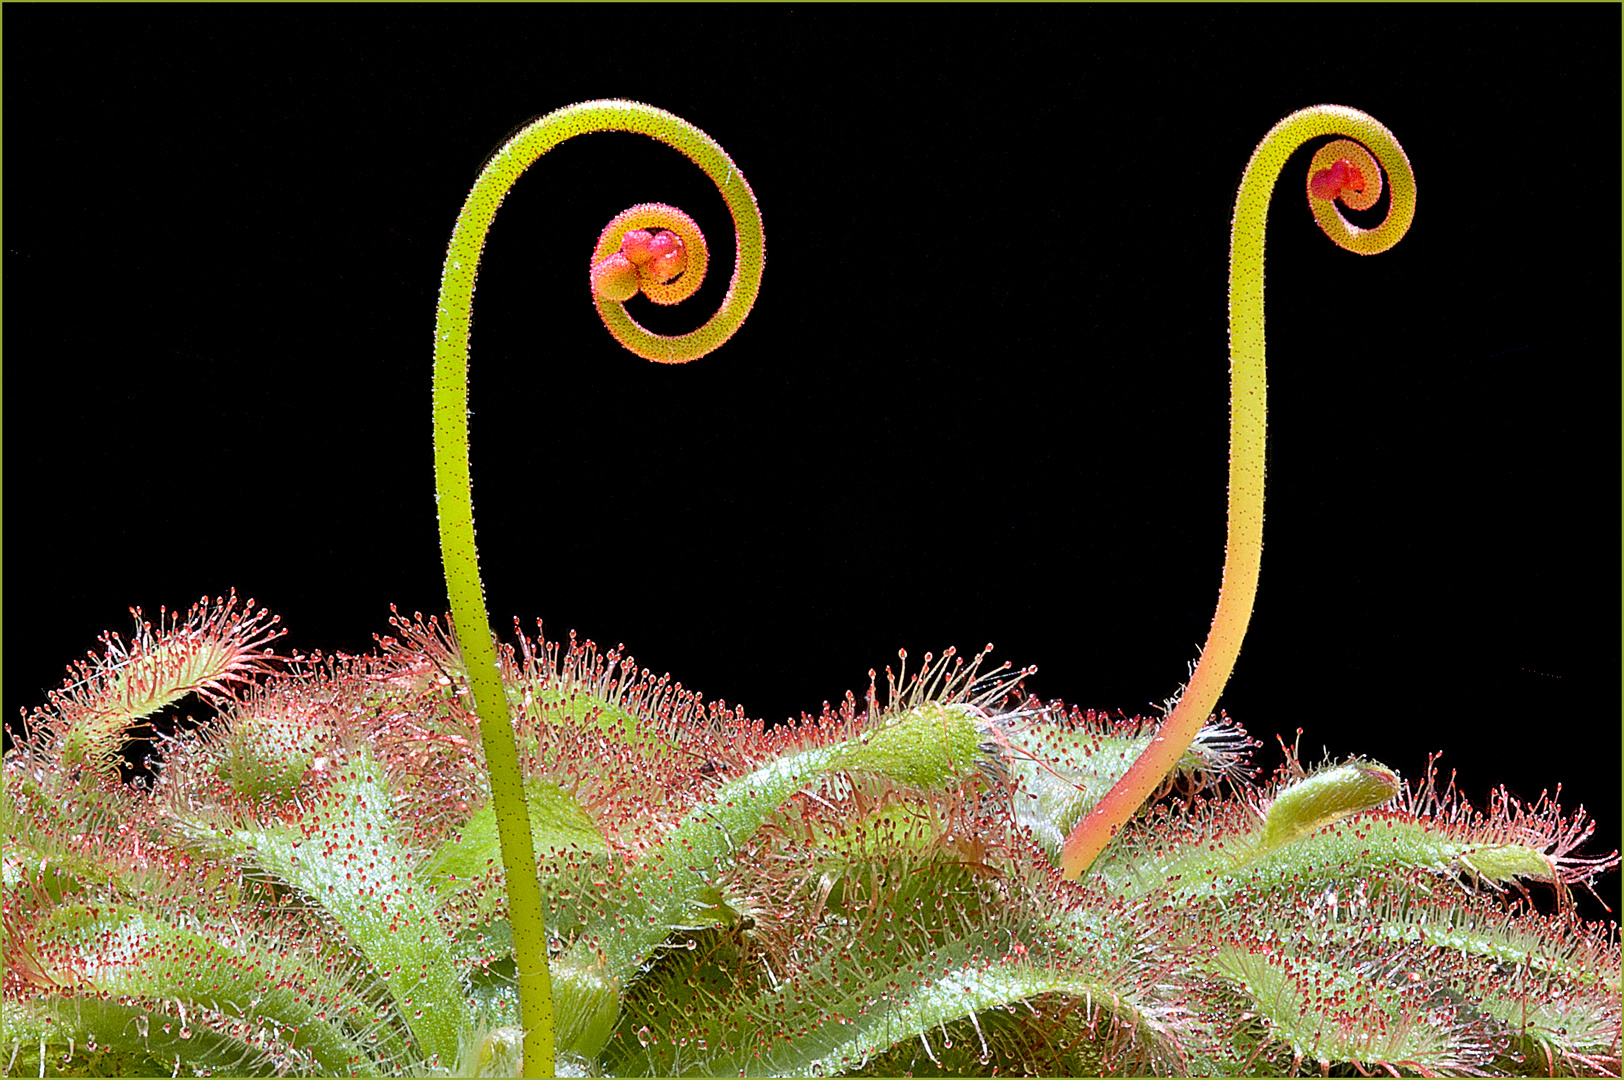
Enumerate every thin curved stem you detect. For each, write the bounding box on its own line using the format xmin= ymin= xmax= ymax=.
xmin=432 ymin=100 xmax=764 ymax=1077
xmin=1058 ymin=105 xmax=1416 ymax=881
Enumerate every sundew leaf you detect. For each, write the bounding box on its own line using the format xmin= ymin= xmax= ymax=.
xmin=1158 ymin=837 xmax=1622 ymax=1076
xmin=995 ymin=709 xmax=1254 ymax=863
xmin=384 ymin=609 xmax=692 ymax=766
xmin=1257 ymin=760 xmax=1401 ymax=849
xmin=174 ymin=748 xmax=467 ymax=1071
xmin=536 ymin=700 xmax=993 ymax=1061
xmin=15 ymin=900 xmax=398 ymax=1076
xmin=1211 ymin=942 xmax=1499 ymax=1075
xmin=1364 ymin=894 xmax=1623 ymax=1073
xmin=609 ymin=852 xmax=1184 ymax=1078
xmin=3 ymin=993 xmax=330 ymax=1078
xmin=519 ymin=684 xmax=681 ymax=763
xmin=554 ymin=700 xmax=989 ymax=980
xmin=2 ymin=753 xmax=156 ymax=905
xmin=704 ymin=959 xmax=1120 ymax=1078
xmin=1096 ymin=757 xmax=1596 ymax=911
xmin=23 ymin=592 xmax=288 ymax=771
xmin=425 ymin=776 xmax=609 ymax=896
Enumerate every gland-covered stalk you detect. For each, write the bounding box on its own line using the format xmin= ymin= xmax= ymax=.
xmin=1059 ymin=106 xmax=1417 ymax=879
xmin=432 ymin=100 xmax=764 ymax=1077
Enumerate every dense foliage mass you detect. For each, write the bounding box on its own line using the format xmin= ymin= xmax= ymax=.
xmin=5 ymin=596 xmax=1617 ymax=1076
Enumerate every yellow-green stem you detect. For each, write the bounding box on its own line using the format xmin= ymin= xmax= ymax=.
xmin=1059 ymin=105 xmax=1416 ymax=880
xmin=432 ymin=101 xmax=763 ymax=1076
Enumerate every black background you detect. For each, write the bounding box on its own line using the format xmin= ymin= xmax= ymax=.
xmin=6 ymin=8 xmax=1618 ymax=917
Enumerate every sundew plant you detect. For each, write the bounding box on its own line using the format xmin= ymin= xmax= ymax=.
xmin=4 ymin=101 xmax=1618 ymax=1078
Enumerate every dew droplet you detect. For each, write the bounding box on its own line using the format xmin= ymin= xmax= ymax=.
xmin=637 ymin=1026 xmax=651 ymax=1047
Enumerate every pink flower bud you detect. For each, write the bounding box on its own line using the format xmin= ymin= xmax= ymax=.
xmin=643 ymin=231 xmax=687 ymax=284
xmin=1309 ymin=157 xmax=1366 ymax=202
xmin=590 ymin=252 xmax=640 ymax=302
xmin=619 ymin=229 xmax=656 ymax=266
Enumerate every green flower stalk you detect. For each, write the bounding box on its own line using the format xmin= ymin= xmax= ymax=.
xmin=433 ymin=100 xmax=766 ymax=1077
xmin=1059 ymin=105 xmax=1418 ymax=880
xmin=4 ymin=103 xmax=1618 ymax=1078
